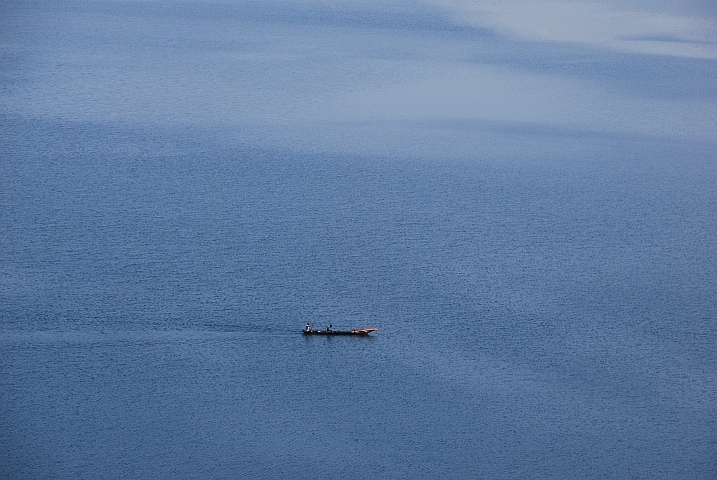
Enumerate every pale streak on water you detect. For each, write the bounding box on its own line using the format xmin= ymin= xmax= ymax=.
xmin=1 ymin=1 xmax=716 ymax=478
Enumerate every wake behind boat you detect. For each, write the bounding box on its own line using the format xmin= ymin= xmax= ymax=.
xmin=303 ymin=323 xmax=377 ymax=336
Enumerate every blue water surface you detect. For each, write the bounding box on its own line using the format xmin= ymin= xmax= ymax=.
xmin=1 ymin=1 xmax=716 ymax=478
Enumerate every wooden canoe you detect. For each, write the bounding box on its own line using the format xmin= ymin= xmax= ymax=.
xmin=302 ymin=328 xmax=377 ymax=336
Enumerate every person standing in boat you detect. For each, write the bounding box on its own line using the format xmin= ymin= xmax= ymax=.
xmin=327 ymin=324 xmax=332 ymax=332
xmin=305 ymin=323 xmax=311 ymax=332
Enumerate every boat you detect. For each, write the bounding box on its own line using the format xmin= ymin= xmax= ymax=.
xmin=302 ymin=327 xmax=377 ymax=336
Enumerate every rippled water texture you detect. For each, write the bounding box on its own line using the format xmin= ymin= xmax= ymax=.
xmin=2 ymin=1 xmax=716 ymax=478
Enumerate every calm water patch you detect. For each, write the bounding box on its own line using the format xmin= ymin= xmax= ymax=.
xmin=2 ymin=118 xmax=716 ymax=478
xmin=1 ymin=0 xmax=716 ymax=477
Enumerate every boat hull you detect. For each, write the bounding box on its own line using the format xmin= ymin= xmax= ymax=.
xmin=302 ymin=328 xmax=377 ymax=336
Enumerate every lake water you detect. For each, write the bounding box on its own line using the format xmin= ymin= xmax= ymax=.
xmin=2 ymin=1 xmax=716 ymax=478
